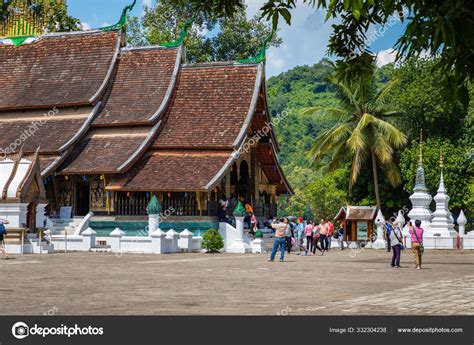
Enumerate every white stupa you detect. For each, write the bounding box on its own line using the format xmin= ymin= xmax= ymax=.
xmin=428 ymin=152 xmax=457 ymax=237
xmin=407 ymin=132 xmax=432 ymax=232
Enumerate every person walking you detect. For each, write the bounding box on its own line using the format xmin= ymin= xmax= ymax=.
xmin=285 ymin=220 xmax=294 ymax=254
xmin=390 ymin=220 xmax=403 ymax=268
xmin=269 ymin=218 xmax=288 ymax=262
xmin=319 ymin=219 xmax=328 ymax=253
xmin=385 ymin=220 xmax=392 ymax=252
xmin=305 ymin=221 xmax=314 ymax=253
xmin=0 ymin=218 xmax=10 ymax=260
xmin=326 ymin=218 xmax=334 ymax=250
xmin=409 ymin=220 xmax=424 ymax=270
xmin=312 ymin=222 xmax=324 ymax=255
xmin=295 ymin=218 xmax=307 ymax=256
xmin=336 ymin=224 xmax=344 ymax=250
xmin=249 ymin=212 xmax=257 ymax=236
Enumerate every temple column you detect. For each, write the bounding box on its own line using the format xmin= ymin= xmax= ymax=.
xmin=225 ymin=170 xmax=231 ymax=197
xmin=35 ymin=203 xmax=48 ymax=228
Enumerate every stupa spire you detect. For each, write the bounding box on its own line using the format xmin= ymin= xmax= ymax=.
xmin=430 ymin=148 xmax=456 ymax=238
xmin=414 ymin=129 xmax=428 ymax=192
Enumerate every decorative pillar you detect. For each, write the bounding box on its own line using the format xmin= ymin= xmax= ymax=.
xmin=151 ymin=229 xmax=166 ymax=254
xmin=251 ymin=229 xmax=264 ymax=253
xmin=82 ymin=227 xmax=96 ymax=251
xmin=227 ymin=201 xmax=250 ymax=253
xmin=166 ymin=229 xmax=179 ymax=253
xmin=147 ymin=195 xmax=161 ymax=236
xmin=372 ymin=209 xmax=387 ymax=249
xmin=109 ymin=228 xmax=125 ymax=252
xmin=397 ymin=210 xmax=406 ymax=230
xmin=408 ymin=131 xmax=432 ymax=232
xmin=179 ymin=229 xmax=194 ymax=252
xmin=0 ymin=203 xmax=28 ymax=227
xmin=457 ymin=210 xmax=467 ymax=237
xmin=35 ymin=203 xmax=48 ymax=228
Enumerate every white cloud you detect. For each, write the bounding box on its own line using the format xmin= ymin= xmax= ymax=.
xmin=245 ymin=0 xmax=334 ymax=77
xmin=376 ymin=48 xmax=397 ymax=67
xmin=101 ymin=22 xmax=111 ymax=27
xmin=81 ymin=22 xmax=91 ymax=30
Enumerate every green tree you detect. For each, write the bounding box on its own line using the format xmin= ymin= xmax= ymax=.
xmin=127 ymin=1 xmax=281 ymax=63
xmin=176 ymin=0 xmax=474 ymax=99
xmin=304 ymin=169 xmax=348 ymax=219
xmin=42 ymin=0 xmax=80 ymax=32
xmin=400 ymin=138 xmax=472 ymax=214
xmin=387 ymin=58 xmax=468 ymax=140
xmin=303 ymin=63 xmax=407 ymax=209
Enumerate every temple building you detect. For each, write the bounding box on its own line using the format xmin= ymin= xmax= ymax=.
xmin=0 ymin=2 xmax=292 ymax=232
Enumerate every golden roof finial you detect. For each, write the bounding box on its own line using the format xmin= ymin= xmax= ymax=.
xmin=440 ymin=147 xmax=444 ymax=170
xmin=419 ymin=129 xmax=423 ymax=164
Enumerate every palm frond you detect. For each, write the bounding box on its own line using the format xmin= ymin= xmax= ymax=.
xmin=371 ymin=117 xmax=407 ymax=148
xmin=346 ymin=113 xmax=373 ymax=151
xmin=349 ymin=148 xmax=367 ymax=186
xmin=301 ymin=107 xmax=349 ymax=122
xmin=373 ymin=132 xmax=394 ymax=165
xmin=306 ymin=122 xmax=352 ymax=166
xmin=374 ymin=78 xmax=400 ymax=107
xmin=381 ymin=160 xmax=402 ymax=187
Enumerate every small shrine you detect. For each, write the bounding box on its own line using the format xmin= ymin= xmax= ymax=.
xmin=334 ymin=205 xmax=377 ymax=243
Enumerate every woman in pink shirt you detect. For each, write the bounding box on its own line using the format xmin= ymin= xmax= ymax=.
xmin=409 ymin=220 xmax=424 ymax=270
xmin=305 ymin=221 xmax=314 ymax=253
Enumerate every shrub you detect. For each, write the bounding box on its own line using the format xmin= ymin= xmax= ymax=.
xmin=201 ymin=228 xmax=224 ymax=253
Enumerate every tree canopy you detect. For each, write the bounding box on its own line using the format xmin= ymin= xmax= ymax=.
xmin=127 ymin=1 xmax=281 ymax=63
xmin=174 ymin=0 xmax=473 ymax=102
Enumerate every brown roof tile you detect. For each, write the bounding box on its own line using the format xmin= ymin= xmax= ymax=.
xmin=38 ymin=155 xmax=60 ymax=173
xmin=107 ymin=150 xmax=231 ymax=191
xmin=59 ymin=131 xmax=147 ymax=174
xmin=152 ymin=64 xmax=259 ymax=150
xmin=0 ymin=30 xmax=119 ymax=110
xmin=93 ymin=46 xmax=180 ymax=126
xmin=0 ymin=116 xmax=90 ymax=154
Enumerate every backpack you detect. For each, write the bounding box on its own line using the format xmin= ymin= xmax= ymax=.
xmin=0 ymin=223 xmax=6 ymax=235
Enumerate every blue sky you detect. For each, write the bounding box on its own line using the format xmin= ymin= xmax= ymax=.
xmin=68 ymin=0 xmax=406 ymax=77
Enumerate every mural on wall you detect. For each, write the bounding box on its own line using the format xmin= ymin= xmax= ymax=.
xmin=90 ymin=175 xmax=107 ymax=210
xmin=57 ymin=177 xmax=73 ymax=207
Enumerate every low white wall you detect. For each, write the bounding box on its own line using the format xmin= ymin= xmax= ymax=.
xmin=49 ymin=235 xmax=85 ymax=251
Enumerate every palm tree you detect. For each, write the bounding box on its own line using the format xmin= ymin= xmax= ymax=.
xmin=303 ymin=71 xmax=407 ymax=209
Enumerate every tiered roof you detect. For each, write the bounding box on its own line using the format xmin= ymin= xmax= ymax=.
xmin=0 ymin=27 xmax=292 ymax=194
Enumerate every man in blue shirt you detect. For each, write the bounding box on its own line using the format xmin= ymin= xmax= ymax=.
xmin=385 ymin=220 xmax=392 ymax=252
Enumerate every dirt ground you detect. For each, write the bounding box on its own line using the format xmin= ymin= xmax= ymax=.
xmin=0 ymin=249 xmax=472 ymax=315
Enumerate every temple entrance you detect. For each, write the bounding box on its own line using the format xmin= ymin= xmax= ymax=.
xmin=75 ymin=181 xmax=90 ymax=216
xmin=26 ymin=202 xmax=36 ymax=229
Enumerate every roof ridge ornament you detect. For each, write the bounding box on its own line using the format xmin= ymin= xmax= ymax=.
xmin=99 ymin=0 xmax=137 ymax=32
xmin=238 ymin=29 xmax=274 ymax=64
xmin=160 ymin=16 xmax=195 ymax=48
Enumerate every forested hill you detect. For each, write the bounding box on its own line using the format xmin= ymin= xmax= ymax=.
xmin=266 ymin=59 xmax=392 ymax=177
xmin=266 ymin=59 xmax=338 ymax=176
